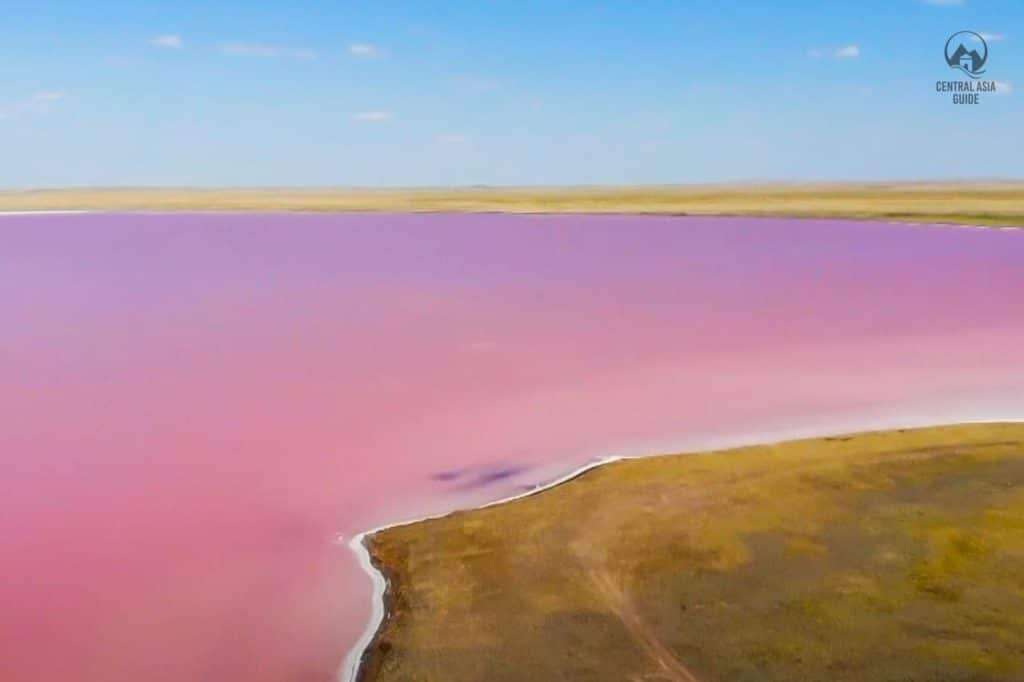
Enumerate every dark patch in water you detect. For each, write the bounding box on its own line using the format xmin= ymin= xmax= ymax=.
xmin=455 ymin=465 xmax=531 ymax=491
xmin=432 ymin=464 xmax=531 ymax=490
xmin=431 ymin=469 xmax=469 ymax=483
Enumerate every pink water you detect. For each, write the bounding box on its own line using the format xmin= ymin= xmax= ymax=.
xmin=2 ymin=213 xmax=1022 ymax=681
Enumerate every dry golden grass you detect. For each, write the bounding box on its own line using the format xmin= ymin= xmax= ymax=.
xmin=360 ymin=423 xmax=1024 ymax=682
xmin=2 ymin=183 xmax=1023 ymax=226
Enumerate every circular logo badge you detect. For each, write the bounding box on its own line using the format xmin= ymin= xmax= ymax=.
xmin=945 ymin=31 xmax=988 ymax=79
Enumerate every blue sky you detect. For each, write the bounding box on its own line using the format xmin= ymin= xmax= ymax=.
xmin=1 ymin=1 xmax=1020 ymax=186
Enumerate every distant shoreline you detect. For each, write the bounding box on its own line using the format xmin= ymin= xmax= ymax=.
xmin=3 ymin=211 xmax=1021 ymax=235
xmin=2 ymin=184 xmax=1023 ymax=227
xmin=340 ymin=417 xmax=1024 ymax=682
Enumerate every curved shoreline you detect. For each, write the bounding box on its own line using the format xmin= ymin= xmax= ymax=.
xmin=338 ymin=414 xmax=1024 ymax=682
xmin=338 ymin=451 xmax=623 ymax=682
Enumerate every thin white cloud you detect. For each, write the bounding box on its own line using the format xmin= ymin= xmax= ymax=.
xmin=808 ymin=44 xmax=860 ymax=59
xmin=452 ymin=75 xmax=500 ymax=92
xmin=0 ymin=91 xmax=65 ymax=120
xmin=922 ymin=0 xmax=965 ymax=6
xmin=220 ymin=43 xmax=316 ymax=59
xmin=353 ymin=111 xmax=393 ymax=122
xmin=994 ymin=81 xmax=1013 ymax=95
xmin=29 ymin=91 xmax=65 ymax=117
xmin=151 ymin=34 xmax=183 ymax=49
xmin=436 ymin=133 xmax=468 ymax=144
xmin=973 ymin=32 xmax=1005 ymax=43
xmin=349 ymin=43 xmax=382 ymax=58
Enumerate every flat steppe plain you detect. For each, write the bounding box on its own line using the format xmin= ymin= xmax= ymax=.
xmin=2 ymin=183 xmax=1023 ymax=226
xmin=361 ymin=423 xmax=1024 ymax=682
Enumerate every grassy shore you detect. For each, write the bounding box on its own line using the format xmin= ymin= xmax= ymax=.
xmin=2 ymin=184 xmax=1023 ymax=226
xmin=358 ymin=423 xmax=1024 ymax=682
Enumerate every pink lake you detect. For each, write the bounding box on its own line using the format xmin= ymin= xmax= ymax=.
xmin=2 ymin=213 xmax=1022 ymax=681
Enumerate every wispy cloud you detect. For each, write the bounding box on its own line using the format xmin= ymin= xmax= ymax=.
xmin=922 ymin=0 xmax=964 ymax=6
xmin=150 ymin=34 xmax=183 ymax=49
xmin=972 ymin=32 xmax=1005 ymax=43
xmin=994 ymin=81 xmax=1013 ymax=95
xmin=220 ymin=43 xmax=316 ymax=59
xmin=808 ymin=44 xmax=860 ymax=59
xmin=0 ymin=91 xmax=65 ymax=120
xmin=452 ymin=75 xmax=500 ymax=92
xmin=348 ymin=43 xmax=382 ymax=58
xmin=31 ymin=91 xmax=64 ymax=103
xmin=353 ymin=111 xmax=393 ymax=122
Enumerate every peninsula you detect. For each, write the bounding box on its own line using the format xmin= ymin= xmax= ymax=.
xmin=356 ymin=423 xmax=1024 ymax=682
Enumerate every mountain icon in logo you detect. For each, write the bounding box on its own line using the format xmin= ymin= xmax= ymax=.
xmin=945 ymin=31 xmax=988 ymax=78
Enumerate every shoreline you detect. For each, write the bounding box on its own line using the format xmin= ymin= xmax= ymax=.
xmin=2 ymin=183 xmax=1024 ymax=225
xmin=2 ymin=183 xmax=1024 ymax=227
xmin=338 ymin=414 xmax=1024 ymax=682
xmin=0 ymin=210 xmax=91 ymax=215
xmin=339 ymin=453 xmax=622 ymax=682
xmin=1 ymin=210 xmax=1021 ymax=234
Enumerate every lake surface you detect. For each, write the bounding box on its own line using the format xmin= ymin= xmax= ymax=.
xmin=2 ymin=213 xmax=1022 ymax=681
